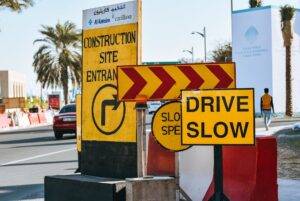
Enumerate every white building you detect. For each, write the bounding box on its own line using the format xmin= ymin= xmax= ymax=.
xmin=0 ymin=70 xmax=27 ymax=98
xmin=232 ymin=6 xmax=300 ymax=113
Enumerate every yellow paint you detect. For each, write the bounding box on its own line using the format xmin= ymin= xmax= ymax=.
xmin=152 ymin=102 xmax=191 ymax=152
xmin=118 ymin=63 xmax=236 ymax=101
xmin=82 ymin=23 xmax=138 ymax=142
xmin=181 ymin=89 xmax=255 ymax=145
xmin=76 ymin=94 xmax=81 ymax=152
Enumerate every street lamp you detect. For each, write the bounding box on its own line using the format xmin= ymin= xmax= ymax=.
xmin=191 ymin=27 xmax=207 ymax=62
xmin=183 ymin=47 xmax=194 ymax=63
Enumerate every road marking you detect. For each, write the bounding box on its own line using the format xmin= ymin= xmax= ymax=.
xmin=0 ymin=148 xmax=75 ymax=167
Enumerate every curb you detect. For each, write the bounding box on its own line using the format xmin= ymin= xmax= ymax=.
xmin=0 ymin=124 xmax=53 ymax=134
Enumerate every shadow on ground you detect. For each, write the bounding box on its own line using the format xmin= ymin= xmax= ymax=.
xmin=0 ymin=183 xmax=44 ymax=200
xmin=1 ymin=160 xmax=77 ymax=167
xmin=0 ymin=135 xmax=76 ymax=145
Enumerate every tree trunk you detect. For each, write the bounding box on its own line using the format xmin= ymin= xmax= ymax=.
xmin=63 ymin=82 xmax=68 ymax=105
xmin=285 ymin=45 xmax=293 ymax=116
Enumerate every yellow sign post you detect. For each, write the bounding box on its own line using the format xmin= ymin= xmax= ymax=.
xmin=76 ymin=94 xmax=81 ymax=153
xmin=152 ymin=101 xmax=190 ymax=152
xmin=181 ymin=88 xmax=255 ymax=145
xmin=82 ymin=1 xmax=141 ymax=178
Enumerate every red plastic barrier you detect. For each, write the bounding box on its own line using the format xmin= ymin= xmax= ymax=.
xmin=28 ymin=113 xmax=39 ymax=125
xmin=203 ymin=136 xmax=277 ymax=201
xmin=38 ymin=113 xmax=47 ymax=124
xmin=147 ymin=133 xmax=175 ymax=176
xmin=0 ymin=114 xmax=10 ymax=128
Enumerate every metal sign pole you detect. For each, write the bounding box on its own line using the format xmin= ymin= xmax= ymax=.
xmin=136 ymin=102 xmax=148 ymax=177
xmin=209 ymin=145 xmax=229 ymax=201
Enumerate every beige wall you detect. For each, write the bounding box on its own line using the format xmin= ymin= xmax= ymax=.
xmin=0 ymin=70 xmax=26 ymax=98
xmin=0 ymin=71 xmax=9 ymax=98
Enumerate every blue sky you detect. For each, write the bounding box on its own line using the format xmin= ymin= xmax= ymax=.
xmin=0 ymin=0 xmax=299 ymax=95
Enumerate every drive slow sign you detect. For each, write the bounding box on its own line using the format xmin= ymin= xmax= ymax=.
xmin=181 ymin=89 xmax=255 ymax=145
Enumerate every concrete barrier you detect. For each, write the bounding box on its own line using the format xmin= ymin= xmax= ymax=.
xmin=45 ymin=175 xmax=126 ymax=201
xmin=126 ymin=177 xmax=176 ymax=201
xmin=203 ymin=136 xmax=278 ymax=201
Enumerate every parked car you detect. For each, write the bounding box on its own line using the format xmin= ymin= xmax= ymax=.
xmin=147 ymin=101 xmax=162 ymax=114
xmin=53 ymin=103 xmax=76 ymax=139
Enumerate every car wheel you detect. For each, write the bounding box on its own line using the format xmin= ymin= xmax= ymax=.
xmin=54 ymin=132 xmax=63 ymax=140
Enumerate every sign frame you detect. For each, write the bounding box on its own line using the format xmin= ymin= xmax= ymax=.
xmin=81 ymin=0 xmax=141 ymax=143
xmin=180 ymin=88 xmax=255 ymax=146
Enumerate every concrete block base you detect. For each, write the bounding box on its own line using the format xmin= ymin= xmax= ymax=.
xmin=45 ymin=174 xmax=125 ymax=201
xmin=126 ymin=177 xmax=176 ymax=201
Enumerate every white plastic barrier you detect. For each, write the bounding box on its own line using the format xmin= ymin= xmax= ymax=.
xmin=45 ymin=110 xmax=54 ymax=124
xmin=179 ymin=146 xmax=214 ymax=201
xmin=17 ymin=112 xmax=30 ymax=127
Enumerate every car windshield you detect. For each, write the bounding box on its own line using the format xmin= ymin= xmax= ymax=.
xmin=59 ymin=105 xmax=76 ymax=113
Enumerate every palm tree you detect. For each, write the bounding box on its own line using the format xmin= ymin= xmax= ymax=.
xmin=0 ymin=0 xmax=34 ymax=12
xmin=33 ymin=21 xmax=81 ymax=104
xmin=280 ymin=5 xmax=295 ymax=117
xmin=249 ymin=0 xmax=262 ymax=8
xmin=211 ymin=42 xmax=232 ymax=62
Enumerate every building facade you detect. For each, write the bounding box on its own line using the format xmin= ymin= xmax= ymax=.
xmin=233 ymin=6 xmax=300 ymax=113
xmin=0 ymin=70 xmax=27 ymax=98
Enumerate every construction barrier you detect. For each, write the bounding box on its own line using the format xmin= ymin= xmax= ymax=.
xmin=45 ymin=111 xmax=55 ymax=124
xmin=17 ymin=112 xmax=31 ymax=127
xmin=28 ymin=113 xmax=40 ymax=125
xmin=203 ymin=136 xmax=277 ymax=201
xmin=0 ymin=114 xmax=11 ymax=128
xmin=38 ymin=113 xmax=47 ymax=124
xmin=179 ymin=146 xmax=214 ymax=200
xmin=147 ymin=133 xmax=175 ymax=176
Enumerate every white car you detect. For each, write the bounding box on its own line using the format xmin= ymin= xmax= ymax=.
xmin=147 ymin=101 xmax=162 ymax=114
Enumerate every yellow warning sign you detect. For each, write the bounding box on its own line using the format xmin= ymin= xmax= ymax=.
xmin=181 ymin=89 xmax=255 ymax=145
xmin=82 ymin=23 xmax=138 ymax=142
xmin=118 ymin=63 xmax=236 ymax=101
xmin=152 ymin=102 xmax=191 ymax=152
xmin=76 ymin=94 xmax=81 ymax=152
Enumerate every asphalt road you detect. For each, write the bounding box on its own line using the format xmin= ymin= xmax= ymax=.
xmin=0 ymin=127 xmax=77 ymax=201
xmin=0 ymin=116 xmax=299 ymax=201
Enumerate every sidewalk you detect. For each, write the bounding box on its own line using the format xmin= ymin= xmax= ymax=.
xmin=279 ymin=179 xmax=300 ymax=201
xmin=0 ymin=123 xmax=53 ymax=134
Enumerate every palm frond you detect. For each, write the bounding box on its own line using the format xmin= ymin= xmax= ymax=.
xmin=280 ymin=5 xmax=295 ymax=22
xmin=0 ymin=0 xmax=34 ymax=12
xmin=32 ymin=21 xmax=82 ymax=103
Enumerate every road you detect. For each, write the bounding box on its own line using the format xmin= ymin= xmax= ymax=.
xmin=0 ymin=117 xmax=299 ymax=201
xmin=0 ymin=126 xmax=77 ymax=201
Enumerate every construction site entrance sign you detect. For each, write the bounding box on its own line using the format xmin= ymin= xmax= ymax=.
xmin=82 ymin=1 xmax=139 ymax=143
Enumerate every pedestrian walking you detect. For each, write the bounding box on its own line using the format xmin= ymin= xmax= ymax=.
xmin=260 ymin=88 xmax=275 ymax=130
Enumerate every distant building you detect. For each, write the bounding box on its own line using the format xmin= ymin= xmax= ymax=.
xmin=0 ymin=70 xmax=27 ymax=98
xmin=232 ymin=6 xmax=300 ymax=113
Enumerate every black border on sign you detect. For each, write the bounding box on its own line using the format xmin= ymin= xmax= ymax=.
xmin=116 ymin=62 xmax=236 ymax=102
xmin=180 ymin=88 xmax=256 ymax=146
xmin=151 ymin=101 xmax=192 ymax=152
xmin=92 ymin=84 xmax=126 ymax=135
